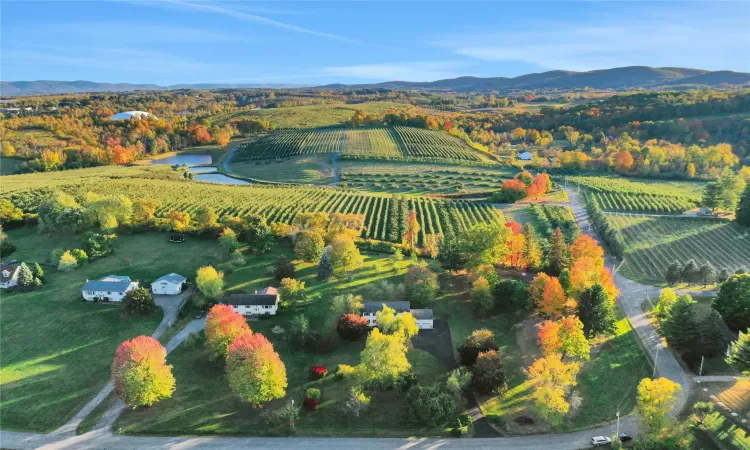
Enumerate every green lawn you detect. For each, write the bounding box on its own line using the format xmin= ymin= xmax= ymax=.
xmin=116 ymin=252 xmax=452 ymax=437
xmin=0 ymin=228 xmax=224 ymax=432
xmin=228 ymin=154 xmax=334 ymax=184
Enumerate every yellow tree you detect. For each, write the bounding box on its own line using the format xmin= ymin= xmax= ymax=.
xmin=527 ymin=354 xmax=580 ymax=425
xmin=540 ymin=276 xmax=568 ymax=317
xmin=357 ymin=328 xmax=411 ymax=389
xmin=376 ymin=305 xmax=418 ymax=341
xmin=402 ymin=210 xmax=421 ymax=253
xmin=637 ymin=377 xmax=681 ymax=429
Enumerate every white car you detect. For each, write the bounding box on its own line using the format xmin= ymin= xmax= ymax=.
xmin=591 ymin=436 xmax=612 ymax=447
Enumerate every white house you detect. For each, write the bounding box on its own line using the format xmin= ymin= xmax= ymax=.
xmin=151 ymin=273 xmax=187 ymax=295
xmin=109 ymin=111 xmax=156 ymax=121
xmin=82 ymin=275 xmax=139 ymax=302
xmin=0 ymin=261 xmax=21 ymax=289
xmin=226 ymin=287 xmax=279 ymax=316
xmin=516 ymin=151 xmax=533 ymax=161
xmin=362 ymin=301 xmax=434 ymax=330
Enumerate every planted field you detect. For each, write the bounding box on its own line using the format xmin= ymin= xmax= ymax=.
xmin=586 ymin=190 xmax=697 ymax=214
xmin=219 ymin=102 xmax=410 ymax=129
xmin=567 ymin=175 xmax=705 ymax=199
xmin=3 ymin=166 xmax=501 ymax=245
xmin=609 ymin=214 xmax=750 ymax=282
xmin=230 ymin=127 xmax=483 ymax=163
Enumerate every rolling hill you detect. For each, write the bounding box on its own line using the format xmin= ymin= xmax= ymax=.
xmin=2 ymin=66 xmax=748 ymax=96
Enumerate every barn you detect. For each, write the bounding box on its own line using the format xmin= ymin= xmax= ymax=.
xmin=151 ymin=273 xmax=187 ymax=295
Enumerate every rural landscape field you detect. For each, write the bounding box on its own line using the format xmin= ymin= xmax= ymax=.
xmin=2 ymin=1 xmax=750 ymax=450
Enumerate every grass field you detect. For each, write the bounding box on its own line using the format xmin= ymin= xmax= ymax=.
xmin=229 ymin=154 xmax=334 ymax=184
xmin=219 ymin=102 xmax=411 ymax=129
xmin=0 ymin=228 xmax=226 ymax=432
xmin=609 ymin=215 xmax=750 ymax=283
xmin=229 ymin=127 xmax=486 ymax=163
xmin=686 ymin=380 xmax=750 ymax=450
xmin=115 ymin=250 xmax=456 ymax=437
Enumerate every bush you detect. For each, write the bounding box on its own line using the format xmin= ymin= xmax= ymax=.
xmin=0 ymin=239 xmax=16 ymax=257
xmin=458 ymin=329 xmax=498 ymax=366
xmin=309 ymin=366 xmax=328 ymax=379
xmin=274 ymin=255 xmax=295 ymax=282
xmin=123 ymin=287 xmax=156 ymax=315
xmin=305 ymin=387 xmax=321 ymax=400
xmin=184 ymin=331 xmax=204 ymax=348
xmin=404 ymin=383 xmax=456 ymax=427
xmin=470 ymin=350 xmax=507 ymax=396
xmin=335 ymin=364 xmax=356 ymax=380
xmin=337 ymin=314 xmax=370 ymax=340
xmin=303 ymin=397 xmax=320 ymax=411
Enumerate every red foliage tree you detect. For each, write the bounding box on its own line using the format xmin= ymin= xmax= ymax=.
xmin=309 ymin=366 xmax=328 ymax=379
xmin=111 ymin=335 xmax=175 ymax=408
xmin=205 ymin=304 xmax=252 ymax=360
xmin=337 ymin=313 xmax=370 ymax=341
xmin=505 ymin=221 xmax=523 ymax=235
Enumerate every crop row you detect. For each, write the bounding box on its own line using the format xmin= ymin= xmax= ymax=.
xmin=230 ymin=126 xmax=482 ymax=163
xmin=608 ymin=214 xmax=750 ymax=281
xmin=587 ymin=191 xmax=696 ymax=214
xmin=4 ymin=177 xmax=501 ymax=245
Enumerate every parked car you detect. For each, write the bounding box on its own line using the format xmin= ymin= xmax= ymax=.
xmin=619 ymin=433 xmax=633 ymax=442
xmin=591 ymin=436 xmax=612 ymax=447
xmin=195 ymin=309 xmax=205 ymax=319
xmin=170 ymin=234 xmax=186 ymax=243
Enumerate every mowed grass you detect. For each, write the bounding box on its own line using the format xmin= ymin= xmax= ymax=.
xmin=115 ymin=251 xmax=454 ymax=437
xmin=228 ymin=154 xmax=334 ymax=184
xmin=611 ymin=215 xmax=750 ymax=284
xmin=0 ymin=228 xmax=224 ymax=432
xmin=686 ymin=380 xmax=750 ymax=449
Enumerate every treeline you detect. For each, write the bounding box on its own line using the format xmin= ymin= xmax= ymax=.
xmin=584 ymin=196 xmax=626 ymax=259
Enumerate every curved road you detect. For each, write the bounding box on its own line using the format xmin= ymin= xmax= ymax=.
xmin=1 ymin=189 xmax=698 ymax=450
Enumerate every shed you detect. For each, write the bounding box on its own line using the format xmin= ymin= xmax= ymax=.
xmin=151 ymin=273 xmax=187 ymax=295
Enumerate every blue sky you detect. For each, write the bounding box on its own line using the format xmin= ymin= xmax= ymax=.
xmin=2 ymin=1 xmax=749 ymax=85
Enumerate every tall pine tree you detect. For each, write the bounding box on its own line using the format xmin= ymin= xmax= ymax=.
xmin=736 ymin=184 xmax=750 ymax=227
xmin=662 ymin=295 xmax=698 ymax=350
xmin=17 ymin=262 xmax=35 ymax=291
xmin=577 ymin=284 xmax=617 ymax=338
xmin=666 ymin=260 xmax=683 ymax=286
xmin=546 ymin=228 xmax=569 ymax=276
xmin=681 ymin=259 xmax=699 ymax=286
xmin=317 ymin=247 xmax=334 ymax=281
xmin=523 ymin=223 xmax=544 ymax=272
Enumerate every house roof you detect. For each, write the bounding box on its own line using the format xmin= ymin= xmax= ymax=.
xmin=257 ymin=286 xmax=278 ymax=296
xmin=227 ymin=293 xmax=279 ymax=306
xmin=109 ymin=111 xmax=156 ymax=121
xmin=82 ymin=276 xmax=136 ymax=293
xmin=410 ymin=309 xmax=434 ymax=320
xmin=153 ymin=273 xmax=186 ymax=285
xmin=0 ymin=261 xmax=20 ymax=283
xmin=363 ymin=301 xmax=411 ymax=314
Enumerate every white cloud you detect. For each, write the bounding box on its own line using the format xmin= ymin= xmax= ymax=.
xmin=438 ymin=19 xmax=750 ymax=72
xmin=146 ymin=0 xmax=361 ymax=44
xmin=316 ymin=61 xmax=468 ymax=82
xmin=42 ymin=22 xmax=244 ymax=43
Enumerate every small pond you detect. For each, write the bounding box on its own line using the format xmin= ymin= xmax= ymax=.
xmin=148 ymin=153 xmax=212 ymax=166
xmin=194 ymin=173 xmax=250 ymax=185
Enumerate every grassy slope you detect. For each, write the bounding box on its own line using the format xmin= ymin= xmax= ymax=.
xmin=116 ymin=251 xmax=454 ymax=437
xmin=229 ymin=155 xmax=334 ymax=184
xmin=0 ymin=228 xmax=223 ymax=432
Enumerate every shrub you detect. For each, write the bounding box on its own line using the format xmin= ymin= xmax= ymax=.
xmin=404 ymin=383 xmax=456 ymax=427
xmin=341 ymin=386 xmax=370 ymax=418
xmin=310 ymin=366 xmax=328 ymax=379
xmin=337 ymin=313 xmax=370 ymax=341
xmin=335 ymin=364 xmax=356 ymax=379
xmin=274 ymin=255 xmax=296 ymax=282
xmin=57 ymin=251 xmax=79 ymax=272
xmin=303 ymin=397 xmax=320 ymax=411
xmin=305 ymin=387 xmax=321 ymax=400
xmin=123 ymin=287 xmax=156 ymax=315
xmin=470 ymin=350 xmax=507 ymax=396
xmin=0 ymin=239 xmax=16 ymax=257
xmin=458 ymin=329 xmax=497 ymax=366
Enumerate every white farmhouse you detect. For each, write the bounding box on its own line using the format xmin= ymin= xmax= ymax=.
xmin=516 ymin=151 xmax=533 ymax=161
xmin=109 ymin=111 xmax=156 ymax=121
xmin=362 ymin=301 xmax=434 ymax=330
xmin=226 ymin=287 xmax=279 ymax=316
xmin=81 ymin=275 xmax=139 ymax=302
xmin=0 ymin=261 xmax=21 ymax=289
xmin=151 ymin=273 xmax=186 ymax=295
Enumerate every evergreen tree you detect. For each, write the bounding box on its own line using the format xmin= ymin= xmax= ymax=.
xmin=726 ymin=331 xmax=750 ymax=376
xmin=17 ymin=262 xmax=35 ymax=291
xmin=713 ymin=274 xmax=750 ymax=331
xmin=576 ymin=284 xmax=617 ymax=338
xmin=718 ymin=268 xmax=731 ymax=284
xmin=665 ymin=260 xmax=683 ymax=286
xmin=438 ymin=234 xmax=467 ymax=271
xmin=697 ymin=309 xmax=732 ymax=357
xmin=32 ymin=262 xmax=44 ymax=280
xmin=523 ymin=223 xmax=544 ymax=271
xmin=546 ymin=228 xmax=569 ymax=276
xmin=317 ymin=247 xmax=334 ymax=281
xmin=698 ymin=263 xmax=717 ymax=287
xmin=736 ymin=184 xmax=750 ymax=227
xmin=662 ymin=295 xmax=698 ymax=350
xmin=681 ymin=259 xmax=699 ymax=286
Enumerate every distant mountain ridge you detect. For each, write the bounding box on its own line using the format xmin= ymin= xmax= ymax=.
xmin=2 ymin=66 xmax=749 ymax=97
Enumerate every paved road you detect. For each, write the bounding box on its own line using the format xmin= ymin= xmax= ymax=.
xmin=565 ymin=188 xmax=693 ymax=415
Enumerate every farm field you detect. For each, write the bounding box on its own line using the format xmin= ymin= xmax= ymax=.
xmin=567 ymin=175 xmax=705 ymax=199
xmin=219 ymin=102 xmax=411 ymax=129
xmin=228 ymin=154 xmax=334 ymax=184
xmin=2 ymin=166 xmax=502 ymax=246
xmin=585 ymin=190 xmax=697 ymax=214
xmin=0 ymin=229 xmax=225 ymax=432
xmin=229 ymin=127 xmax=486 ymax=163
xmin=609 ymin=214 xmax=750 ymax=283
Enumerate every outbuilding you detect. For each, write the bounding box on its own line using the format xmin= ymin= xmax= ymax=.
xmin=0 ymin=261 xmax=21 ymax=289
xmin=516 ymin=151 xmax=533 ymax=161
xmin=151 ymin=273 xmax=187 ymax=295
xmin=410 ymin=309 xmax=434 ymax=330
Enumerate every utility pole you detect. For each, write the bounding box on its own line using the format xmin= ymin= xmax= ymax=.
xmin=616 ymin=411 xmax=620 ymax=437
xmin=699 ymin=356 xmax=705 ymax=376
xmin=289 ymin=398 xmax=295 ymax=433
xmin=653 ymin=346 xmax=660 ymax=378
